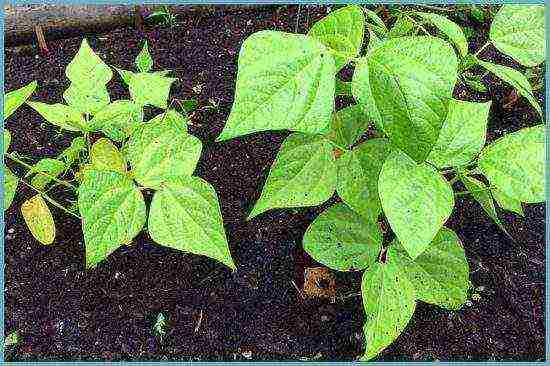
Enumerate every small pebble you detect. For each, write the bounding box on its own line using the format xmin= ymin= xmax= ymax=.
xmin=242 ymin=350 xmax=252 ymax=359
xmin=7 ymin=228 xmax=14 ymax=234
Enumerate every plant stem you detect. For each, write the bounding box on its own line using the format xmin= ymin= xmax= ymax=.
xmin=19 ymin=178 xmax=81 ymax=219
xmin=5 ymin=153 xmax=78 ymax=191
xmin=416 ymin=4 xmax=453 ymax=12
xmin=455 ymin=186 xmax=496 ymax=197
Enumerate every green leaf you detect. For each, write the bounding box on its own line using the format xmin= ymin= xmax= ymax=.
xmin=387 ymin=227 xmax=469 ymax=310
xmin=492 ymin=188 xmax=524 ymax=216
xmin=361 ymin=261 xmax=416 ymax=360
xmin=478 ymin=125 xmax=544 ymax=203
xmin=78 ymin=170 xmax=146 ymax=268
xmin=148 ymin=176 xmax=236 ymax=270
xmin=89 ymin=100 xmax=143 ymax=141
xmin=351 ymin=58 xmax=382 ymax=130
xmin=59 ymin=137 xmax=86 ymax=166
xmin=248 ymin=133 xmax=336 ymax=219
xmin=90 ymin=138 xmax=127 ymax=173
xmin=27 ymin=158 xmax=66 ymax=190
xmin=27 ymin=102 xmax=86 ymax=132
xmin=379 ymin=150 xmax=454 ymax=259
xmin=63 ymin=39 xmax=112 ymax=115
xmin=388 ymin=16 xmax=415 ymax=38
xmin=21 ymin=194 xmax=55 ymax=245
xmin=4 ymin=167 xmax=18 ymax=211
xmin=461 ymin=175 xmax=508 ymax=233
xmin=364 ymin=8 xmax=388 ymax=37
xmin=427 ymin=99 xmax=491 ymax=168
xmin=307 ymin=5 xmax=364 ymax=71
xmin=477 ymin=60 xmax=542 ymax=118
xmin=489 ymin=5 xmax=545 ymax=67
xmin=4 ymin=330 xmax=19 ymax=347
xmin=337 ymin=138 xmax=392 ymax=222
xmin=4 ymin=130 xmax=11 ymax=154
xmin=353 ymin=36 xmax=458 ymax=162
xmin=4 ymin=81 xmax=37 ymax=119
xmin=414 ymin=12 xmax=468 ymax=57
xmin=327 ymin=105 xmax=368 ymax=149
xmin=116 ymin=67 xmax=133 ymax=85
xmin=135 ymin=40 xmax=153 ymax=73
xmin=462 ymin=75 xmax=487 ymax=93
xmin=303 ymin=203 xmax=382 ymax=271
xmin=127 ymin=72 xmax=176 ymax=109
xmin=125 ymin=110 xmax=202 ymax=189
xmin=217 ymin=31 xmax=335 ymax=141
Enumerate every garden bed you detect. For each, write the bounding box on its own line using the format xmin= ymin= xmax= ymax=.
xmin=4 ymin=4 xmax=545 ymax=361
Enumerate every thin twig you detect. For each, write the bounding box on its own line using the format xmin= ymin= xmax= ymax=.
xmin=474 ymin=41 xmax=491 ymax=57
xmin=6 ymin=153 xmax=77 ymax=191
xmin=19 ymin=179 xmax=81 ymax=219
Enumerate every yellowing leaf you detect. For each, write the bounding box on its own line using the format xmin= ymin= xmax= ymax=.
xmin=90 ymin=138 xmax=127 ymax=173
xmin=21 ymin=194 xmax=55 ymax=245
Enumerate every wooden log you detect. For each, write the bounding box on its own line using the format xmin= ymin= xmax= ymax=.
xmin=4 ymin=5 xmax=267 ymax=47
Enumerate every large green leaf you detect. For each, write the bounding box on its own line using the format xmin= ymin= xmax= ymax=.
xmin=414 ymin=12 xmax=468 ymax=57
xmin=427 ymin=99 xmax=491 ymax=168
xmin=127 ymin=71 xmax=177 ymax=109
xmin=361 ymin=261 xmax=416 ymax=361
xmin=4 ymin=81 xmax=37 ymax=119
xmin=337 ymin=138 xmax=392 ymax=221
xmin=462 ymin=175 xmax=508 ymax=234
xmin=379 ymin=150 xmax=454 ymax=259
xmin=489 ymin=5 xmax=545 ymax=67
xmin=353 ymin=36 xmax=458 ymax=162
xmin=492 ymin=188 xmax=524 ymax=216
xmin=63 ymin=39 xmax=112 ymax=115
xmin=364 ymin=8 xmax=388 ymax=37
xmin=388 ymin=16 xmax=415 ymax=38
xmin=387 ymin=227 xmax=469 ymax=310
xmin=135 ymin=40 xmax=153 ymax=73
xmin=148 ymin=176 xmax=235 ymax=270
xmin=78 ymin=170 xmax=146 ymax=268
xmin=90 ymin=138 xmax=127 ymax=174
xmin=88 ymin=100 xmax=143 ymax=141
xmin=326 ymin=105 xmax=369 ymax=149
xmin=303 ymin=203 xmax=381 ymax=271
xmin=125 ymin=110 xmax=202 ymax=189
xmin=21 ymin=194 xmax=55 ymax=245
xmin=350 ymin=60 xmax=382 ymax=129
xmin=249 ymin=133 xmax=336 ymax=219
xmin=477 ymin=60 xmax=542 ymax=118
xmin=217 ymin=31 xmax=335 ymax=141
xmin=27 ymin=102 xmax=87 ymax=132
xmin=307 ymin=5 xmax=364 ymax=71
xmin=478 ymin=125 xmax=544 ymax=203
xmin=4 ymin=166 xmax=18 ymax=211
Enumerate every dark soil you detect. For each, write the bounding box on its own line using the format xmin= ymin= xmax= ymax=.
xmin=4 ymin=4 xmax=545 ymax=361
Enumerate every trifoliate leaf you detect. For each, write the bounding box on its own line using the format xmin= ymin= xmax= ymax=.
xmin=303 ymin=203 xmax=381 ymax=271
xmin=248 ymin=133 xmax=336 ymax=219
xmin=78 ymin=170 xmax=146 ymax=268
xmin=148 ymin=176 xmax=236 ymax=270
xmin=125 ymin=110 xmax=201 ymax=189
xmin=217 ymin=31 xmax=335 ymax=141
xmin=379 ymin=150 xmax=454 ymax=259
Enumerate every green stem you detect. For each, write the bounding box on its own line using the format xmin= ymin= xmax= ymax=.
xmin=416 ymin=4 xmax=453 ymax=12
xmin=6 ymin=153 xmax=78 ymax=191
xmin=405 ymin=14 xmax=430 ymax=36
xmin=455 ymin=186 xmax=496 ymax=197
xmin=19 ymin=178 xmax=81 ymax=219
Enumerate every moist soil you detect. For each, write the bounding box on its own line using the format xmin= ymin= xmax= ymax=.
xmin=4 ymin=4 xmax=545 ymax=361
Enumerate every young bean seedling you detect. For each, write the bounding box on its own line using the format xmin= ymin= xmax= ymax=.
xmin=4 ymin=40 xmax=235 ymax=270
xmin=216 ymin=5 xmax=544 ymax=360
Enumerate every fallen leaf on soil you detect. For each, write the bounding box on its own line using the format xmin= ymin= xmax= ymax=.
xmin=303 ymin=267 xmax=336 ymax=300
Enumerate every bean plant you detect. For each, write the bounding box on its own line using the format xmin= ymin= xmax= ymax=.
xmin=216 ymin=5 xmax=545 ymax=360
xmin=3 ymin=40 xmax=235 ymax=270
